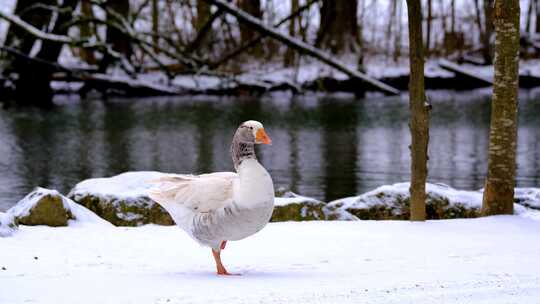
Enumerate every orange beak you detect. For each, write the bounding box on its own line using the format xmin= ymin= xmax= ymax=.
xmin=255 ymin=128 xmax=272 ymax=145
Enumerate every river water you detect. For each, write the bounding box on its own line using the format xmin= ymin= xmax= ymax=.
xmin=1 ymin=90 xmax=539 ymax=211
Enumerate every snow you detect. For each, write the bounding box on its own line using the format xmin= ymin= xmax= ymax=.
xmin=515 ymin=188 xmax=540 ymax=210
xmin=68 ymin=171 xmax=168 ymax=204
xmin=0 ymin=212 xmax=16 ymax=237
xmin=274 ymin=192 xmax=322 ymax=207
xmin=1 ymin=216 xmax=540 ymax=303
xmin=7 ymin=187 xmax=111 ymax=228
xmin=0 ymin=0 xmax=16 ymax=45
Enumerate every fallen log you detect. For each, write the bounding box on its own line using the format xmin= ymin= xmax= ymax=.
xmin=202 ymin=0 xmax=400 ymax=95
xmin=438 ymin=59 xmax=493 ymax=86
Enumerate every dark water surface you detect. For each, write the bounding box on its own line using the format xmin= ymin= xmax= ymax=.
xmin=1 ymin=90 xmax=540 ymax=211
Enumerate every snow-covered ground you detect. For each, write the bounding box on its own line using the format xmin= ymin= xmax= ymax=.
xmin=2 ymin=215 xmax=540 ymax=304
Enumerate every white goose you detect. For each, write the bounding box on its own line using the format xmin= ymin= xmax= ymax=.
xmin=148 ymin=120 xmax=274 ymax=275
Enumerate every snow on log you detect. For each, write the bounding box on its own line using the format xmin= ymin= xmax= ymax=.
xmin=438 ymin=59 xmax=493 ymax=86
xmin=203 ymin=0 xmax=400 ymax=95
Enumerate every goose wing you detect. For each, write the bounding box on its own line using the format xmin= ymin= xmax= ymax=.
xmin=148 ymin=172 xmax=238 ymax=213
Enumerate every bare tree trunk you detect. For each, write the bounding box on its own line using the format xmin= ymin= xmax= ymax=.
xmin=386 ymin=0 xmax=396 ymax=58
xmin=450 ymin=0 xmax=455 ymax=33
xmin=482 ymin=0 xmax=494 ymax=64
xmin=106 ymin=0 xmax=132 ymax=57
xmin=525 ymin=0 xmax=534 ymax=34
xmin=406 ymin=0 xmax=430 ymax=221
xmin=426 ymin=0 xmax=432 ymax=55
xmin=394 ymin=0 xmax=403 ymax=62
xmin=238 ymin=0 xmax=263 ymax=57
xmin=152 ymin=0 xmax=159 ymax=51
xmin=194 ymin=1 xmax=211 ymax=31
xmin=315 ymin=0 xmax=359 ymax=55
xmin=536 ymin=0 xmax=540 ymax=33
xmin=4 ymin=0 xmax=55 ymax=106
xmin=473 ymin=0 xmax=484 ymax=46
xmin=482 ymin=0 xmax=520 ymax=216
xmin=284 ymin=0 xmax=299 ymax=66
xmin=80 ymin=0 xmax=96 ymax=64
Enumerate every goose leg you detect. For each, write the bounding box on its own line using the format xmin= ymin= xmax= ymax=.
xmin=212 ymin=249 xmax=233 ymax=275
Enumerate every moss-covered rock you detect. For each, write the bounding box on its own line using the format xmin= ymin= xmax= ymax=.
xmin=328 ymin=183 xmax=482 ymax=220
xmin=8 ymin=188 xmax=74 ymax=226
xmin=272 ymin=192 xmax=357 ymax=222
xmin=68 ymin=172 xmax=177 ymax=226
xmin=70 ymin=192 xmax=174 ymax=226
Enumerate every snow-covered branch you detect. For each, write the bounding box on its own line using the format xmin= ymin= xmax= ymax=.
xmin=0 ymin=10 xmax=73 ymax=44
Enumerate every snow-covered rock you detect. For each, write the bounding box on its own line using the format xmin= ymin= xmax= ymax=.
xmin=68 ymin=171 xmax=174 ymax=226
xmin=8 ymin=188 xmax=75 ymax=226
xmin=68 ymin=171 xmax=354 ymax=226
xmin=8 ymin=187 xmax=111 ymax=227
xmin=274 ymin=192 xmax=356 ymax=221
xmin=0 ymin=212 xmax=17 ymax=237
xmin=328 ymin=183 xmax=483 ymax=220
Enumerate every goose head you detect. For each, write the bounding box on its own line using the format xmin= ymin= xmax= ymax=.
xmin=231 ymin=120 xmax=272 ymax=170
xmin=235 ymin=120 xmax=272 ymax=145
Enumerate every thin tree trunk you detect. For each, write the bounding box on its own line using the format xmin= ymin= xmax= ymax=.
xmin=473 ymin=0 xmax=484 ymax=46
xmin=152 ymin=0 xmax=159 ymax=51
xmin=3 ymin=0 xmax=55 ymax=106
xmin=525 ymin=0 xmax=533 ymax=34
xmin=406 ymin=0 xmax=430 ymax=221
xmin=80 ymin=0 xmax=96 ymax=64
xmin=426 ymin=0 xmax=432 ymax=55
xmin=386 ymin=0 xmax=396 ymax=58
xmin=450 ymin=0 xmax=455 ymax=33
xmin=238 ymin=0 xmax=263 ymax=57
xmin=106 ymin=0 xmax=132 ymax=57
xmin=394 ymin=0 xmax=402 ymax=62
xmin=536 ymin=0 xmax=540 ymax=33
xmin=194 ymin=1 xmax=211 ymax=31
xmin=482 ymin=0 xmax=494 ymax=64
xmin=284 ymin=0 xmax=299 ymax=66
xmin=482 ymin=0 xmax=520 ymax=216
